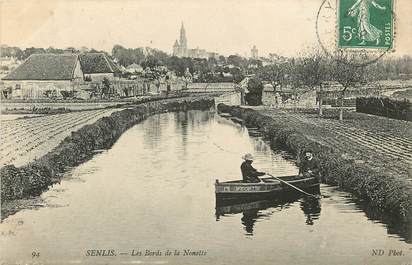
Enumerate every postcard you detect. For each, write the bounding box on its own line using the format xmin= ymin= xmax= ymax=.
xmin=0 ymin=0 xmax=411 ymax=264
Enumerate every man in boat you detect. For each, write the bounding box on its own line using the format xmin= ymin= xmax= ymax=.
xmin=298 ymin=150 xmax=320 ymax=181
xmin=241 ymin=153 xmax=266 ymax=183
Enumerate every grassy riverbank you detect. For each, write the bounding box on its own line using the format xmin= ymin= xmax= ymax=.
xmin=0 ymin=97 xmax=214 ymax=204
xmin=217 ymin=104 xmax=412 ymax=223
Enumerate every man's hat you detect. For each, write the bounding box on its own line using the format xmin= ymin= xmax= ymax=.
xmin=242 ymin=153 xmax=254 ymax=161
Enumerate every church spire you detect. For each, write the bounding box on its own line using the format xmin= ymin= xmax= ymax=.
xmin=179 ymin=21 xmax=187 ymax=49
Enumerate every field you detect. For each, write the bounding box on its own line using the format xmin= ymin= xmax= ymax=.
xmin=391 ymin=88 xmax=412 ymax=100
xmin=0 ymin=97 xmax=214 ymax=204
xmin=0 ymin=109 xmax=122 ymax=168
xmin=260 ymin=109 xmax=411 ymax=179
xmin=0 ymin=100 xmax=130 ymax=113
xmin=218 ymin=104 xmax=412 ymax=222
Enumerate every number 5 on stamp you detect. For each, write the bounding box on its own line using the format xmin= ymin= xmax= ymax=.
xmin=338 ymin=0 xmax=393 ymax=49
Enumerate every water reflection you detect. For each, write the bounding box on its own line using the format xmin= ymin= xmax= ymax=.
xmin=241 ymin=209 xmax=259 ymax=235
xmin=215 ymin=193 xmax=323 ymax=236
xmin=343 ymin=192 xmax=411 ymax=243
xmin=142 ymin=114 xmax=163 ymax=149
xmin=300 ymin=197 xmax=321 ymax=225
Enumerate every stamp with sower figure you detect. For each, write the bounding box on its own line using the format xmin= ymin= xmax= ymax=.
xmin=337 ymin=0 xmax=394 ymax=49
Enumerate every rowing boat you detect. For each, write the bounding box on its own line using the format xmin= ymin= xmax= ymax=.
xmin=215 ymin=175 xmax=319 ymax=201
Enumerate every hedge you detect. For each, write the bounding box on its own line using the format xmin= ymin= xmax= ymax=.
xmin=356 ymin=97 xmax=411 ymax=121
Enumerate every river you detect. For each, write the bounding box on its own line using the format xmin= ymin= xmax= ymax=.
xmin=0 ymin=110 xmax=410 ymax=265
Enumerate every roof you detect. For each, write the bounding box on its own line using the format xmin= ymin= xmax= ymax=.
xmin=79 ymin=53 xmax=120 ymax=74
xmin=263 ymin=83 xmax=274 ymax=92
xmin=2 ymin=54 xmax=78 ymax=80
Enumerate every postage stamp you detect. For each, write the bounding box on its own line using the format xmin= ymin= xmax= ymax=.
xmin=337 ymin=0 xmax=394 ymax=49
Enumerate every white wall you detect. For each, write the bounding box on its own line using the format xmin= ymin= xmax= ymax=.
xmin=215 ymin=92 xmax=241 ymax=107
xmin=2 ymin=80 xmax=75 ymax=99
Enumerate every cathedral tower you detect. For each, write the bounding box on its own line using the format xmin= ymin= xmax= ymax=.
xmin=179 ymin=22 xmax=187 ymax=50
xmin=172 ymin=22 xmax=188 ymax=57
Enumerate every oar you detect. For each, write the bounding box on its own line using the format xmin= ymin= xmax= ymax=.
xmin=264 ymin=173 xmax=320 ymax=199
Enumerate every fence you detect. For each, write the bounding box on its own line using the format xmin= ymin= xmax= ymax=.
xmin=323 ymin=98 xmax=356 ymax=107
xmin=81 ymin=79 xmax=186 ymax=98
xmin=356 ymin=97 xmax=411 ymax=121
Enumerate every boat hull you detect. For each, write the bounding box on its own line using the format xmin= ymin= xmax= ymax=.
xmin=215 ymin=176 xmax=320 ymax=202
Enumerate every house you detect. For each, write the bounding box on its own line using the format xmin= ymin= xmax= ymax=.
xmin=262 ymin=83 xmax=280 ymax=106
xmin=0 ymin=56 xmax=21 ymax=73
xmin=1 ymin=54 xmax=83 ymax=99
xmin=126 ymin=63 xmax=143 ymax=73
xmin=79 ymin=53 xmax=120 ymax=82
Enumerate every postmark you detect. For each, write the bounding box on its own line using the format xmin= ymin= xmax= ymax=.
xmin=316 ymin=0 xmax=396 ymax=67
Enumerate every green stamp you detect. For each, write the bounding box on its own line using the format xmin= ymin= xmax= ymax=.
xmin=338 ymin=0 xmax=394 ymax=49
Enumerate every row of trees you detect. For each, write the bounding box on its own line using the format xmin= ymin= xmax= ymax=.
xmin=0 ymin=45 xmax=104 ymax=60
xmin=246 ymin=51 xmax=379 ymax=120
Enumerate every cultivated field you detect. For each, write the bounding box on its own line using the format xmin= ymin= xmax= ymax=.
xmin=0 ymin=109 xmax=123 ymax=168
xmin=260 ymin=109 xmax=412 ymax=180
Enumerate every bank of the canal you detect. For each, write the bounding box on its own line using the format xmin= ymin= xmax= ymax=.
xmin=217 ymin=104 xmax=412 ymax=224
xmin=0 ymin=97 xmax=214 ymax=204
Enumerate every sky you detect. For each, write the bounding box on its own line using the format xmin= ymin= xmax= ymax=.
xmin=0 ymin=0 xmax=411 ymax=57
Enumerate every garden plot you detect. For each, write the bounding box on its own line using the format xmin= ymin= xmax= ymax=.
xmin=0 ymin=109 xmax=122 ymax=168
xmin=261 ymin=109 xmax=412 ymax=178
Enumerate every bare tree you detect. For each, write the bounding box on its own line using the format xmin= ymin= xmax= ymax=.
xmin=258 ymin=63 xmax=286 ymax=93
xmin=332 ymin=55 xmax=364 ymax=121
xmin=298 ymin=51 xmax=329 ymax=116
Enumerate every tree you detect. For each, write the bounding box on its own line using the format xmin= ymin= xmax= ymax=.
xmin=151 ymin=49 xmax=169 ymax=65
xmin=166 ymin=56 xmax=193 ymax=77
xmin=102 ymin=77 xmax=111 ymax=98
xmin=141 ymin=55 xmax=160 ymax=69
xmin=218 ymin=55 xmax=226 ymax=65
xmin=193 ymin=58 xmax=210 ymax=82
xmin=64 ymin=47 xmax=79 ymax=54
xmin=230 ymin=67 xmax=245 ymax=83
xmin=23 ymin=47 xmax=46 ymax=59
xmin=0 ymin=46 xmax=24 ymax=59
xmin=46 ymin=46 xmax=64 ymax=54
xmin=332 ymin=55 xmax=365 ymax=120
xmin=258 ymin=63 xmax=286 ymax=92
xmin=227 ymin=55 xmax=246 ymax=68
xmin=298 ymin=52 xmax=329 ymax=116
xmin=111 ymin=45 xmax=145 ymax=67
xmin=248 ymin=59 xmax=263 ymax=68
xmin=245 ymin=77 xmax=263 ymax=106
xmin=207 ymin=57 xmax=217 ymax=73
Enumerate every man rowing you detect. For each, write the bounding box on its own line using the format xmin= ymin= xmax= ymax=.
xmin=298 ymin=150 xmax=320 ymax=181
xmin=241 ymin=153 xmax=266 ymax=183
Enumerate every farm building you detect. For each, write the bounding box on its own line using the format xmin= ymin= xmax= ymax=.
xmin=125 ymin=63 xmax=143 ymax=73
xmin=79 ymin=53 xmax=120 ymax=82
xmin=1 ymin=54 xmax=83 ymax=99
xmin=261 ymin=83 xmax=281 ymax=106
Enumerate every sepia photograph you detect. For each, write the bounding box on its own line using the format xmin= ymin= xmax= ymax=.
xmin=0 ymin=0 xmax=411 ymax=264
